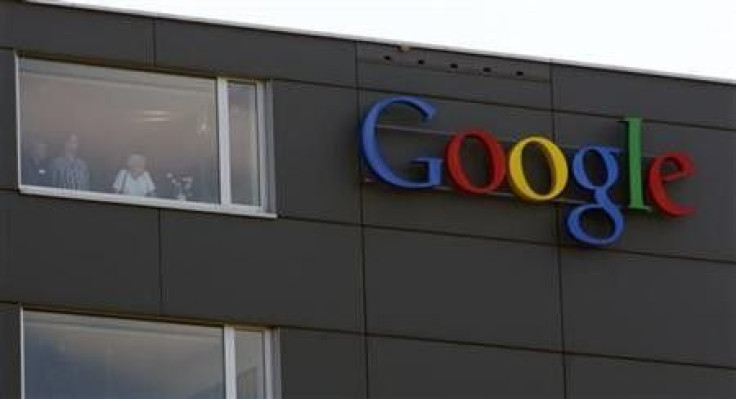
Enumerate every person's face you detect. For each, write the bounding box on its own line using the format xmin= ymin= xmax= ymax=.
xmin=128 ymin=156 xmax=146 ymax=175
xmin=64 ymin=135 xmax=79 ymax=156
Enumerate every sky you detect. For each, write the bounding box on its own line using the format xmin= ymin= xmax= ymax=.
xmin=41 ymin=0 xmax=736 ymax=83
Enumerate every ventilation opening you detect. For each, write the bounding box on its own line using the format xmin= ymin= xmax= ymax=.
xmin=417 ymin=59 xmax=425 ymax=65
xmin=516 ymin=70 xmax=525 ymax=77
xmin=383 ymin=55 xmax=392 ymax=61
xmin=450 ymin=63 xmax=459 ymax=69
xmin=483 ymin=67 xmax=492 ymax=73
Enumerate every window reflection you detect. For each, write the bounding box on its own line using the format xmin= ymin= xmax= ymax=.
xmin=236 ymin=330 xmax=266 ymax=399
xmin=24 ymin=312 xmax=225 ymax=399
xmin=228 ymin=82 xmax=261 ymax=206
xmin=19 ymin=59 xmax=220 ymax=204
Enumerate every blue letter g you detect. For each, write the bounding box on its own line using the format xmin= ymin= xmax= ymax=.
xmin=566 ymin=146 xmax=624 ymax=246
xmin=360 ymin=96 xmax=443 ymax=189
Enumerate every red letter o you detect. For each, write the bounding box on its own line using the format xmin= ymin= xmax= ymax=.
xmin=445 ymin=130 xmax=507 ymax=194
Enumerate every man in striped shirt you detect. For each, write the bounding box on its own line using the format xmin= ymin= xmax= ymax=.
xmin=51 ymin=134 xmax=90 ymax=191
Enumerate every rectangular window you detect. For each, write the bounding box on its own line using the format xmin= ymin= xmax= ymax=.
xmin=22 ymin=311 xmax=272 ymax=399
xmin=18 ymin=58 xmax=272 ymax=216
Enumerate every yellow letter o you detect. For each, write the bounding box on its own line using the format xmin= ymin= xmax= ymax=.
xmin=508 ymin=136 xmax=568 ymax=202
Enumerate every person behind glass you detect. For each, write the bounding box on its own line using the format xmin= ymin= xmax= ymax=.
xmin=51 ymin=134 xmax=90 ymax=190
xmin=22 ymin=140 xmax=51 ymax=186
xmin=113 ymin=154 xmax=156 ymax=197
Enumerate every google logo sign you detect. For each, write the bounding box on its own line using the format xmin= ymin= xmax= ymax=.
xmin=360 ymin=96 xmax=695 ymax=246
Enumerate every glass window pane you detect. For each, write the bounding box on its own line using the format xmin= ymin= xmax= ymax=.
xmin=235 ymin=330 xmax=266 ymax=399
xmin=19 ymin=59 xmax=219 ymax=204
xmin=228 ymin=82 xmax=261 ymax=206
xmin=24 ymin=312 xmax=225 ymax=399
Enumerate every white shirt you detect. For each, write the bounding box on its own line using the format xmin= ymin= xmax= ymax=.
xmin=113 ymin=170 xmax=155 ymax=197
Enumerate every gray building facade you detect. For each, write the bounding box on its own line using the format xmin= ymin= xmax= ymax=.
xmin=1 ymin=1 xmax=736 ymax=397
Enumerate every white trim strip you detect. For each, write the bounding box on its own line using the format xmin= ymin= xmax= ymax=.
xmin=19 ymin=308 xmax=25 ymax=399
xmin=224 ymin=326 xmax=237 ymax=399
xmin=255 ymin=82 xmax=269 ymax=211
xmin=217 ymin=78 xmax=233 ymax=206
xmin=19 ymin=185 xmax=276 ymax=219
xmin=263 ymin=329 xmax=276 ymax=399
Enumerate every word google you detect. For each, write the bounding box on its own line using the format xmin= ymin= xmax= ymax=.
xmin=360 ymin=96 xmax=695 ymax=246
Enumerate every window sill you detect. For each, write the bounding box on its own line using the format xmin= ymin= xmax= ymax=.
xmin=18 ymin=185 xmax=278 ymax=219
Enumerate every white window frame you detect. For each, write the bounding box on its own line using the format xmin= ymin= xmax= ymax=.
xmin=15 ymin=56 xmax=276 ymax=218
xmin=19 ymin=309 xmax=278 ymax=399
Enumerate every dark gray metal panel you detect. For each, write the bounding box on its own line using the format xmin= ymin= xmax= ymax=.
xmin=562 ymin=249 xmax=736 ymax=367
xmin=555 ymin=113 xmax=736 ymax=260
xmin=567 ymin=355 xmax=736 ymax=399
xmin=368 ymin=336 xmax=564 ymax=399
xmin=272 ymin=81 xmax=360 ymax=223
xmin=552 ymin=64 xmax=736 ymax=130
xmin=358 ymin=43 xmax=551 ymax=108
xmin=0 ymin=194 xmax=10 ymax=301
xmin=5 ymin=194 xmax=160 ymax=313
xmin=279 ymin=328 xmax=365 ymax=399
xmin=0 ymin=304 xmax=20 ymax=399
xmin=360 ymin=91 xmax=557 ymax=243
xmin=0 ymin=2 xmax=11 ymax=48
xmin=0 ymin=49 xmax=16 ymax=189
xmin=365 ymin=228 xmax=561 ymax=350
xmin=7 ymin=2 xmax=154 ymax=65
xmin=154 ymin=20 xmax=356 ymax=86
xmin=160 ymin=212 xmax=363 ymax=332
xmin=363 ymin=188 xmax=557 ymax=243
